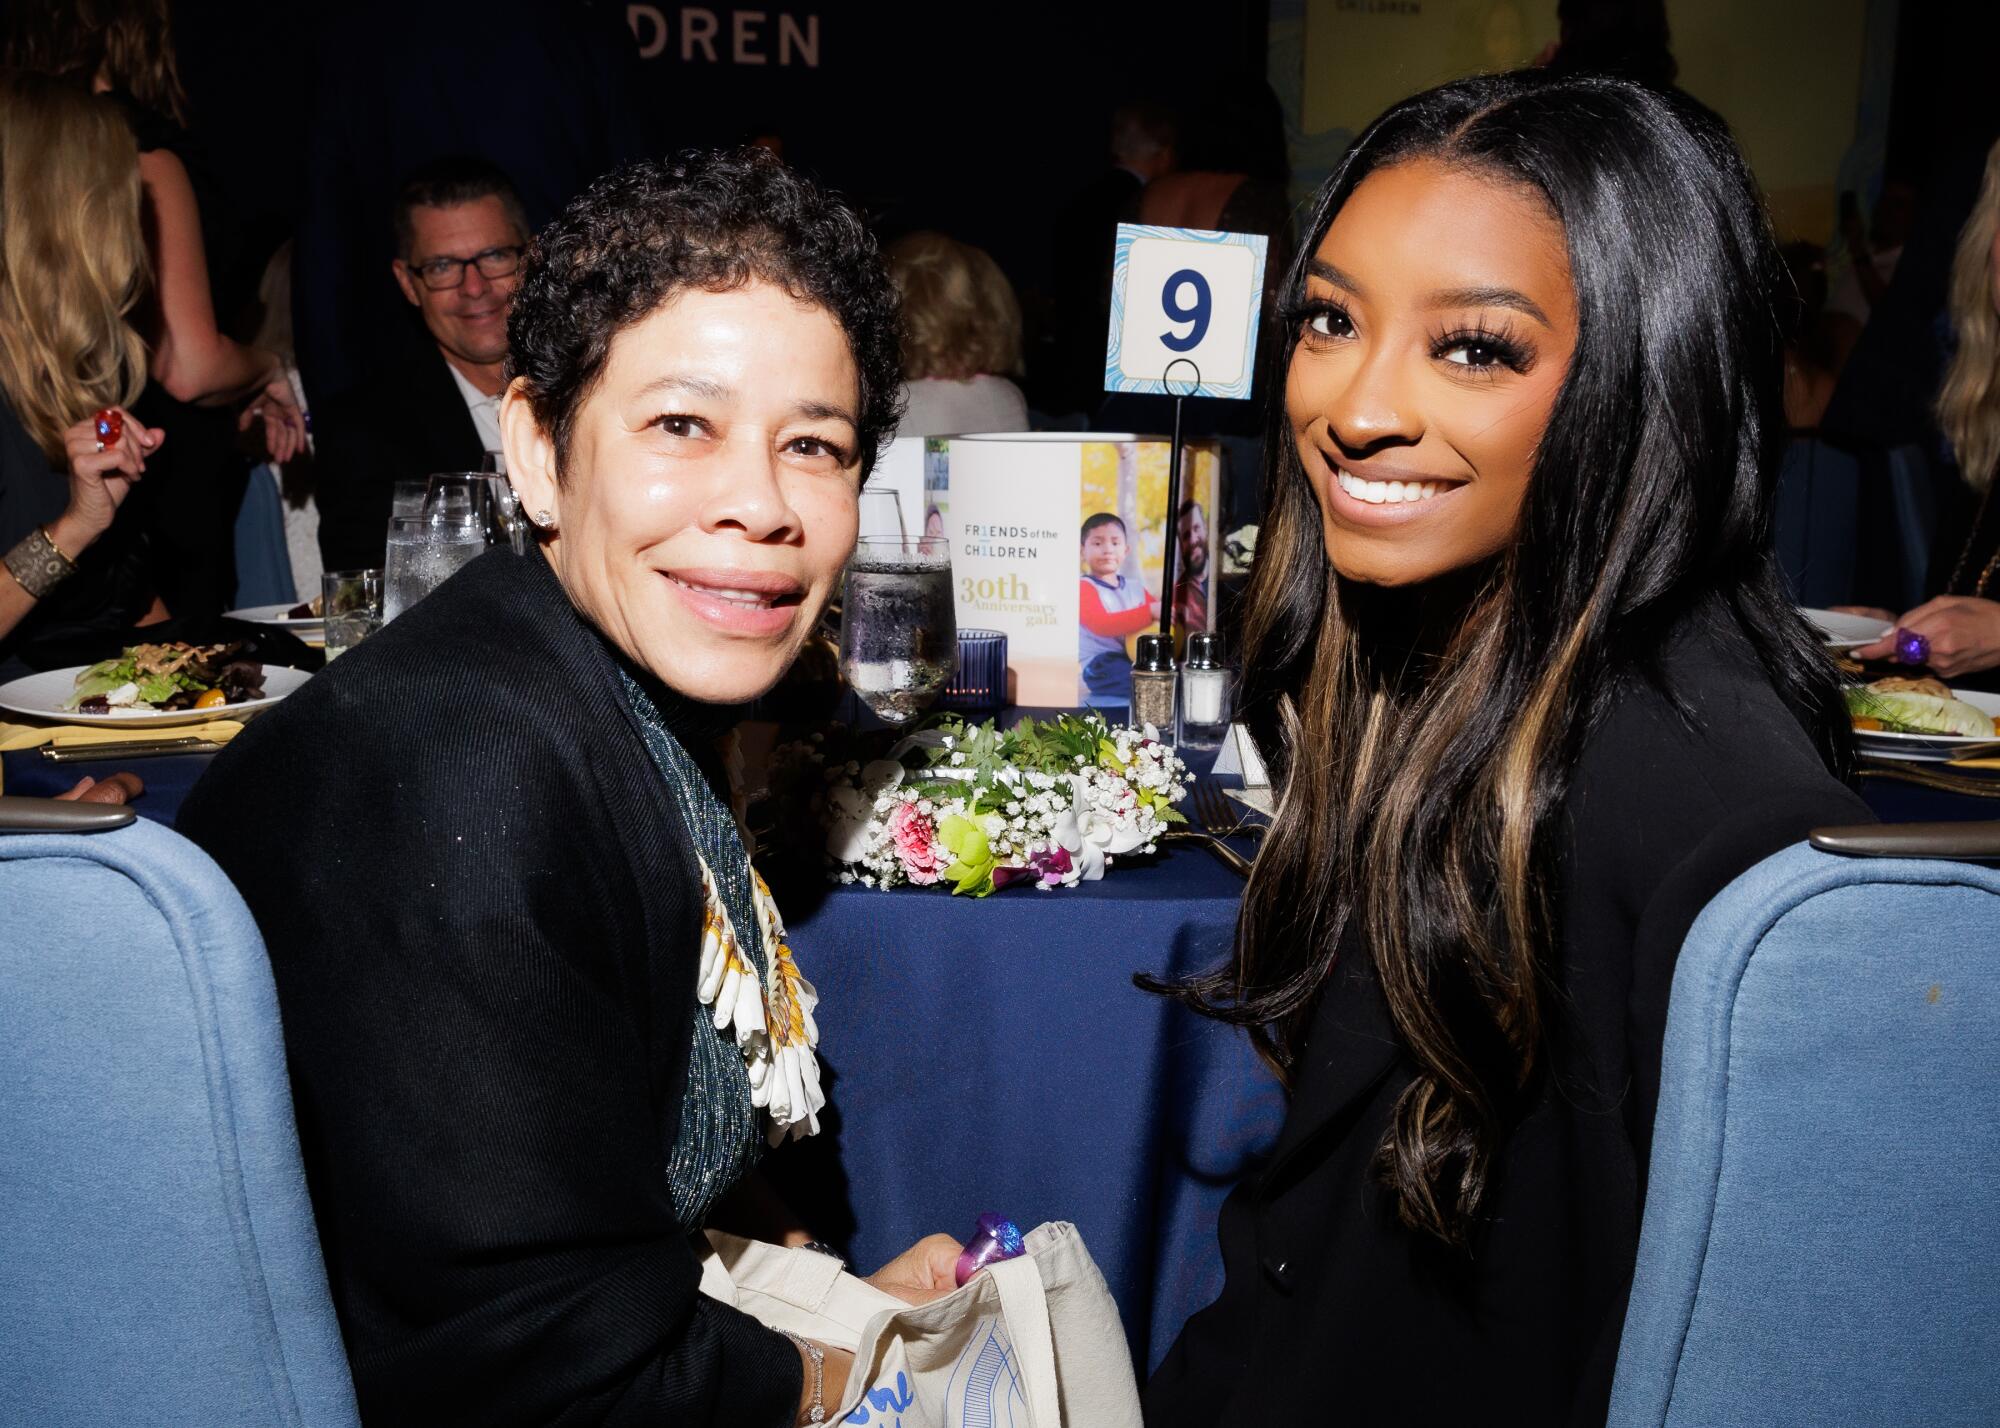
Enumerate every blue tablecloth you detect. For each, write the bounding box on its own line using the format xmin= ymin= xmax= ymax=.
xmin=3 ymin=749 xmax=214 ymax=819
xmin=762 ymin=844 xmax=1283 ymax=1374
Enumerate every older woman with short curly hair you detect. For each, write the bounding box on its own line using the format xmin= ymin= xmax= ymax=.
xmin=182 ymin=151 xmax=956 ymax=1428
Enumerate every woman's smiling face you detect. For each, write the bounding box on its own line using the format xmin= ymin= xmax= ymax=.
xmin=1287 ymin=157 xmax=1579 ymax=586
xmin=504 ymin=278 xmax=863 ymax=703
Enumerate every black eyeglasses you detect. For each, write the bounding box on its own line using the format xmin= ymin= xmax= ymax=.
xmin=408 ymin=244 xmax=525 ymax=291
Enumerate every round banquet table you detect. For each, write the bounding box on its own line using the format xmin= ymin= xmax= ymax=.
xmin=760 ymin=839 xmax=1284 ymax=1374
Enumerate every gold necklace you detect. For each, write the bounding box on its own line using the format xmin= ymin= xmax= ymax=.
xmin=1947 ymin=478 xmax=2000 ymax=597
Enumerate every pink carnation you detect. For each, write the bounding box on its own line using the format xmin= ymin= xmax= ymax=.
xmin=888 ymin=801 xmax=947 ymax=885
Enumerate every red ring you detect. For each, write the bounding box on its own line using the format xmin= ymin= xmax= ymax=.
xmin=93 ymin=407 xmax=123 ymax=444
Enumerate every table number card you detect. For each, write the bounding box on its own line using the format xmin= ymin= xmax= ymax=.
xmin=1103 ymin=224 xmax=1269 ymax=400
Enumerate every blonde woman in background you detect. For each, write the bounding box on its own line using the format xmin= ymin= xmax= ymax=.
xmin=4 ymin=0 xmax=305 ymax=618
xmin=1848 ymin=138 xmax=2000 ymax=687
xmin=885 ymin=231 xmax=1031 ymax=437
xmin=0 ymin=72 xmax=166 ymax=681
xmin=1 ymin=0 xmax=303 ymax=452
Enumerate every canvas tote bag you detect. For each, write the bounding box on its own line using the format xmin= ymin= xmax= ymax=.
xmin=697 ymin=1220 xmax=1142 ymax=1427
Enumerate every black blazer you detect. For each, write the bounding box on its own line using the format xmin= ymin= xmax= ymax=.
xmin=311 ymin=343 xmax=486 ymax=571
xmin=1145 ymin=609 xmax=1871 ymax=1427
xmin=180 ymin=551 xmax=801 ymax=1427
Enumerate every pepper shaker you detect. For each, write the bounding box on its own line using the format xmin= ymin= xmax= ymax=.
xmin=1131 ymin=632 xmax=1178 ymax=735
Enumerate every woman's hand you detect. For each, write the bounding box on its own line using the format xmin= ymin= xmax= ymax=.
xmin=1851 ymin=596 xmax=2000 ymax=679
xmin=863 ymin=1233 xmax=964 ymax=1306
xmin=1829 ymin=605 xmax=1896 ymax=624
xmin=53 ymin=772 xmax=144 ymax=804
xmin=54 ymin=407 xmax=161 ymax=556
xmin=239 ymin=371 xmax=307 ymax=464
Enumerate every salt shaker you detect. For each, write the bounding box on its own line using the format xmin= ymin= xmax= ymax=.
xmin=1131 ymin=632 xmax=1178 ymax=735
xmin=1178 ymin=631 xmax=1233 ymax=754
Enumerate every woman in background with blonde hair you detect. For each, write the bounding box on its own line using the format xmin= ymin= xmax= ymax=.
xmin=1847 ymin=137 xmax=2000 ymax=688
xmin=0 ymin=71 xmax=166 ymax=680
xmin=4 ymin=0 xmax=305 ymax=618
xmin=885 ymin=231 xmax=1030 ymax=437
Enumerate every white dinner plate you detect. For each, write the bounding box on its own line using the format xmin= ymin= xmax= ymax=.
xmin=1852 ymin=686 xmax=2000 ymax=763
xmin=225 ymin=602 xmax=321 ymax=629
xmin=1804 ymin=607 xmax=1892 ymax=650
xmin=0 ymin=664 xmax=312 ymax=729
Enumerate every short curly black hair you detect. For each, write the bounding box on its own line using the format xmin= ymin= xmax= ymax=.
xmin=508 ymin=148 xmax=903 ymax=479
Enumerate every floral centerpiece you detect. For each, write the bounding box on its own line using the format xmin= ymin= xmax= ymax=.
xmin=771 ymin=712 xmax=1190 ymax=896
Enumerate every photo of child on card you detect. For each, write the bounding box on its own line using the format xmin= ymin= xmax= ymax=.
xmin=1078 ymin=512 xmax=1160 ymax=706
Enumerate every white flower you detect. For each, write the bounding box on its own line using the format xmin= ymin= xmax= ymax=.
xmin=859 ymin=759 xmax=905 ymax=795
xmin=825 ymin=784 xmax=873 ymax=862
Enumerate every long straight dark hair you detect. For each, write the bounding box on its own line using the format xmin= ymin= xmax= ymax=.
xmin=1159 ymin=71 xmax=1850 ymax=1247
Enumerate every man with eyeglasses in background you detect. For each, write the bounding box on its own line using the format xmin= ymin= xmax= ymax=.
xmin=314 ymin=157 xmax=530 ymax=570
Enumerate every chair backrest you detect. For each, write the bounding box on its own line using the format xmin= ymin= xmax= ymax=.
xmin=0 ymin=819 xmax=360 ymax=1428
xmin=1608 ymin=842 xmax=2000 ymax=1428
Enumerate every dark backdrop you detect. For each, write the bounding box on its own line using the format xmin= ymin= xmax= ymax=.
xmin=175 ymin=0 xmax=1272 ymax=332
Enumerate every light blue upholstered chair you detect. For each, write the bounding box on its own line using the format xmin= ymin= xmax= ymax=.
xmin=0 ymin=816 xmax=360 ymax=1428
xmin=1609 ymin=831 xmax=2000 ymax=1428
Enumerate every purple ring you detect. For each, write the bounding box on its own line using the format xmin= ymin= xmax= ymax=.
xmin=1893 ymin=627 xmax=1931 ymax=666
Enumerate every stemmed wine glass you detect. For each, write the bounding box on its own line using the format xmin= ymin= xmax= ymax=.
xmin=839 ymin=534 xmax=956 ymax=726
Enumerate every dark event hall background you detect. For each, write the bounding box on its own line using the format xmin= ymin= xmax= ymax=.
xmin=157 ymin=0 xmax=2000 ymax=428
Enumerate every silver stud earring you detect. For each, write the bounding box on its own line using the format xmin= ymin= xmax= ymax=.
xmin=536 ymin=508 xmax=555 ymax=528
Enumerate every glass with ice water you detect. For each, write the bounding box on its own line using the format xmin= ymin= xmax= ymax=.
xmin=839 ymin=534 xmax=956 ymax=726
xmin=383 ymin=515 xmax=486 ymax=621
xmin=321 ymin=568 xmax=382 ymax=661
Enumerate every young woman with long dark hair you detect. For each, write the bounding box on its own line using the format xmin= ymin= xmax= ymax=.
xmin=1145 ymin=70 xmax=1869 ymax=1425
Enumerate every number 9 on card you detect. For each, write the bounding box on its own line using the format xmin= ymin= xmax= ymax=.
xmin=1104 ymin=224 xmax=1268 ymax=400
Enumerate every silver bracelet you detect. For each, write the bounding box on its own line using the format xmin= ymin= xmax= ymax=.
xmin=779 ymin=1329 xmax=826 ymax=1424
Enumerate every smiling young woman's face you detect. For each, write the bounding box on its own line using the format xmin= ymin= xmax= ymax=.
xmin=1287 ymin=157 xmax=1579 ymax=586
xmin=504 ymin=279 xmax=863 ymax=703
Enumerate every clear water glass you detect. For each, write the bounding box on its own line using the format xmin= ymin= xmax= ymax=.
xmin=857 ymin=484 xmax=906 ymax=542
xmin=426 ymin=471 xmax=526 ymax=553
xmin=840 ymin=534 xmax=956 ymax=726
xmin=422 ymin=473 xmax=491 ymax=530
xmin=321 ymin=568 xmax=383 ymax=661
xmin=391 ymin=479 xmax=429 ymax=520
xmin=384 ymin=515 xmax=485 ymax=621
